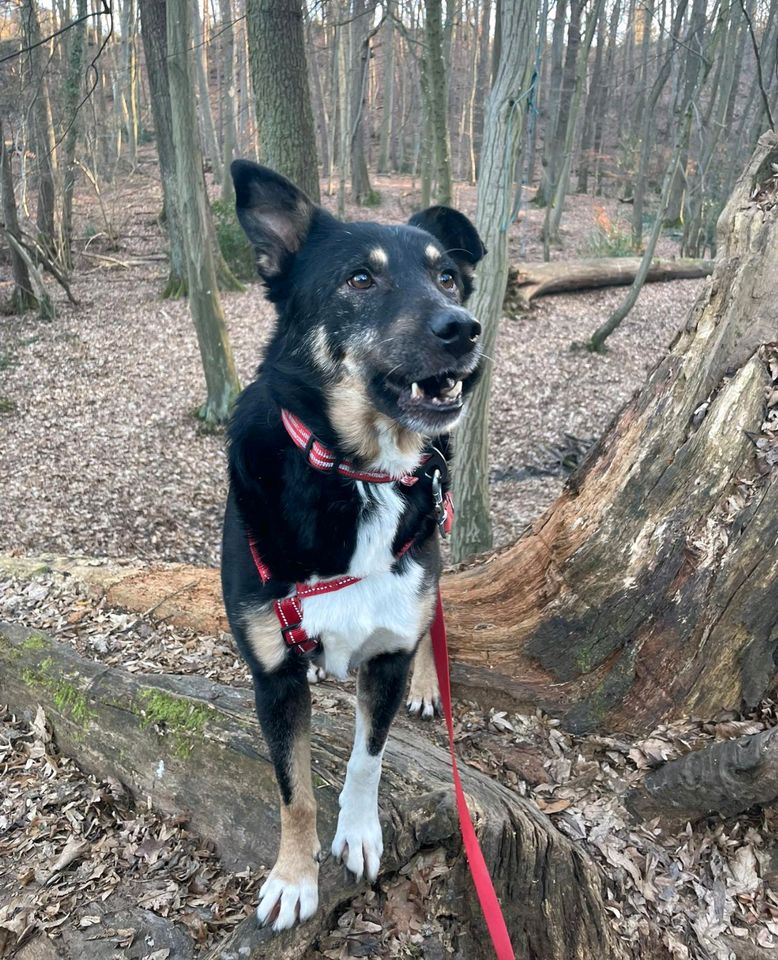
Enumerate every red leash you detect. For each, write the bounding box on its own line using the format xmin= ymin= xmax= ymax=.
xmin=430 ymin=592 xmax=516 ymax=960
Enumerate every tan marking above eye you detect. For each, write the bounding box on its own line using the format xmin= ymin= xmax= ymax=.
xmin=368 ymin=247 xmax=388 ymax=269
xmin=425 ymin=243 xmax=440 ymax=263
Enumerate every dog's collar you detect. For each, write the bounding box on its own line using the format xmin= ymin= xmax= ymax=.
xmin=281 ymin=408 xmax=423 ymax=486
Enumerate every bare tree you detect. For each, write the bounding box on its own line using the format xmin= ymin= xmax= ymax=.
xmin=451 ymin=0 xmax=540 ymax=562
xmin=166 ymin=0 xmax=241 ymax=423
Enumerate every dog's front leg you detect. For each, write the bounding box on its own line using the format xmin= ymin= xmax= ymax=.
xmin=332 ymin=650 xmax=412 ymax=882
xmin=253 ymin=663 xmax=320 ymax=931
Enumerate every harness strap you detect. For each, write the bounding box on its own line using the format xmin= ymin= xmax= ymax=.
xmin=281 ymin=408 xmax=424 ymax=485
xmin=430 ymin=592 xmax=516 ymax=960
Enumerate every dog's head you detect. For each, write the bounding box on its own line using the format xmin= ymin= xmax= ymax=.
xmin=232 ymin=160 xmax=486 ymax=438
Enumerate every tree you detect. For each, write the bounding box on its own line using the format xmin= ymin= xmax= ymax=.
xmin=246 ymin=0 xmax=320 ymax=202
xmin=139 ymin=0 xmax=189 ymax=297
xmin=425 ymin=0 xmax=453 ymax=205
xmin=1 ymin=120 xmax=38 ymax=314
xmin=166 ymin=0 xmax=241 ymax=424
xmin=451 ymin=0 xmax=540 ymax=563
xmin=443 ymin=132 xmax=778 ymax=733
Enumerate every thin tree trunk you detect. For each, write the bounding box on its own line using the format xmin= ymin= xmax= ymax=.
xmin=246 ymin=0 xmax=320 ymax=201
xmin=378 ymin=4 xmax=395 ymax=174
xmin=21 ymin=0 xmax=59 ymax=257
xmin=546 ymin=0 xmax=604 ymax=246
xmin=349 ymin=0 xmax=374 ymax=204
xmin=451 ymin=0 xmax=540 ymax=562
xmin=1 ymin=121 xmax=38 ymax=314
xmin=426 ymin=0 xmax=453 ymax=205
xmin=218 ymin=0 xmax=238 ymax=202
xmin=139 ymin=0 xmax=188 ymax=297
xmin=166 ymin=0 xmax=241 ymax=423
xmin=192 ymin=0 xmax=223 ymax=184
xmin=61 ymin=0 xmax=88 ymax=269
xmin=535 ymin=0 xmax=567 ymax=207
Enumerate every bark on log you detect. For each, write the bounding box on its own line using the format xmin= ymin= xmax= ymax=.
xmin=625 ymin=727 xmax=778 ymax=827
xmin=0 ymin=621 xmax=638 ymax=960
xmin=508 ymin=255 xmax=714 ymax=306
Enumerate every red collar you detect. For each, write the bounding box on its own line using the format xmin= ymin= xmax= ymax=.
xmin=281 ymin=408 xmax=421 ymax=486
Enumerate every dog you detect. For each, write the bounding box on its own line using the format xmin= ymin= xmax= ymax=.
xmin=221 ymin=160 xmax=486 ymax=931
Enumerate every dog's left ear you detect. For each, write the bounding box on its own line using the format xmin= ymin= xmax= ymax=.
xmin=408 ymin=206 xmax=487 ymax=271
xmin=231 ymin=160 xmax=315 ymax=278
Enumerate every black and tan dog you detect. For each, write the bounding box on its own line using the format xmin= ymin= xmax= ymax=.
xmin=221 ymin=161 xmax=485 ymax=930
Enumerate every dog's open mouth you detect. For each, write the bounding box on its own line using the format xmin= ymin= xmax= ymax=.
xmin=387 ymin=371 xmax=465 ymax=411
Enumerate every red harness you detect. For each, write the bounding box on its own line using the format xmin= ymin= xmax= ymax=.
xmin=248 ymin=409 xmax=451 ymax=655
xmin=248 ymin=410 xmax=514 ymax=959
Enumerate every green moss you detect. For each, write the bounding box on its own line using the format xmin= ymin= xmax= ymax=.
xmin=21 ymin=656 xmax=95 ymax=732
xmin=21 ymin=633 xmax=49 ymax=652
xmin=211 ymin=199 xmax=256 ymax=282
xmin=0 ymin=397 xmax=18 ymax=414
xmin=137 ymin=689 xmax=211 ymax=759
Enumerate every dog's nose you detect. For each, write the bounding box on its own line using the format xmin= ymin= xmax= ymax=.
xmin=429 ymin=310 xmax=481 ymax=357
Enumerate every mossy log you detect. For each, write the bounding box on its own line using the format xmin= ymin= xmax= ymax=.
xmin=508 ymin=255 xmax=714 ymax=306
xmin=0 ymin=621 xmax=640 ymax=960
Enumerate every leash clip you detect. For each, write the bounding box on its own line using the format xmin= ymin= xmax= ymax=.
xmin=431 ymin=469 xmax=448 ymax=538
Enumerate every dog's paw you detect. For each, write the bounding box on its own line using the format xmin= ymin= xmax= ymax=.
xmin=331 ymin=808 xmax=383 ymax=883
xmin=307 ymin=663 xmax=327 ymax=684
xmin=256 ymin=865 xmax=319 ymax=931
xmin=406 ymin=634 xmax=441 ymax=720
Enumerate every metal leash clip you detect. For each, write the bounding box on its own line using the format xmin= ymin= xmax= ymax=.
xmin=431 ymin=468 xmax=449 ymax=538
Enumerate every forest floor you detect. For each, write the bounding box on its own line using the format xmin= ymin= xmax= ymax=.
xmin=0 ymin=158 xmax=705 ymax=564
xmin=4 ymin=160 xmax=770 ymax=960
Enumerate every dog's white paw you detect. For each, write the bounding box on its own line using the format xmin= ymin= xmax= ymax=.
xmin=331 ymin=807 xmax=383 ymax=882
xmin=307 ymin=663 xmax=327 ymax=684
xmin=256 ymin=865 xmax=319 ymax=931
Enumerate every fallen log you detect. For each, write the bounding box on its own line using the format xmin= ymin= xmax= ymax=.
xmin=625 ymin=726 xmax=778 ymax=827
xmin=0 ymin=621 xmax=639 ymax=960
xmin=508 ymin=256 xmax=714 ymax=306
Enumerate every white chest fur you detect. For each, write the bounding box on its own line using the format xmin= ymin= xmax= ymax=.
xmin=300 ymin=482 xmax=432 ymax=679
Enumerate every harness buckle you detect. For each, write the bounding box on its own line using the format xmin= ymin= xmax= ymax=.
xmin=431 ymin=469 xmax=449 ymax=538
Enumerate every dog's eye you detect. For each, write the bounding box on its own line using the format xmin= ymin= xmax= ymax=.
xmin=438 ymin=270 xmax=456 ymax=291
xmin=347 ymin=270 xmax=374 ymax=290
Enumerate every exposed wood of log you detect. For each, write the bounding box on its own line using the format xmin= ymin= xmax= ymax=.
xmin=0 ymin=621 xmax=638 ymax=960
xmin=625 ymin=727 xmax=778 ymax=827
xmin=508 ymin=255 xmax=714 ymax=305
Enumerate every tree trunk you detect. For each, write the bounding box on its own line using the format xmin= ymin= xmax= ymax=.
xmin=0 ymin=621 xmax=635 ymax=960
xmin=509 ymin=255 xmax=714 ymax=306
xmin=139 ymin=0 xmax=188 ymax=297
xmin=1 ymin=121 xmax=38 ymax=314
xmin=426 ymin=0 xmax=453 ymax=205
xmin=21 ymin=0 xmax=60 ymax=258
xmin=451 ymin=0 xmax=540 ymax=562
xmin=192 ymin=0 xmax=223 ymax=185
xmin=246 ymin=0 xmax=320 ymax=202
xmin=348 ymin=0 xmax=374 ymax=205
xmin=218 ymin=0 xmax=238 ymax=202
xmin=166 ymin=0 xmax=241 ymax=424
xmin=445 ymin=133 xmax=778 ymax=733
xmin=534 ymin=0 xmax=567 ymax=208
xmin=61 ymin=0 xmax=88 ymax=269
xmin=378 ymin=3 xmax=395 ymax=174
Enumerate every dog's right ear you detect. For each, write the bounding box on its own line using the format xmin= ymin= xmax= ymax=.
xmin=231 ymin=160 xmax=315 ymax=278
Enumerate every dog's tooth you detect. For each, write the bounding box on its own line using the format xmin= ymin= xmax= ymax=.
xmin=440 ymin=380 xmax=463 ymax=399
xmin=411 ymin=382 xmax=423 ymax=400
